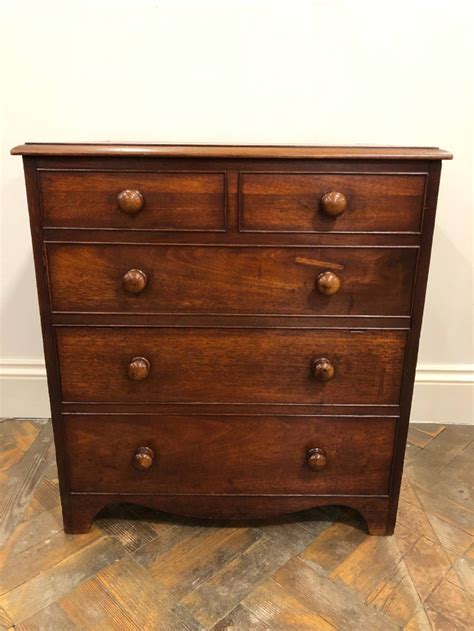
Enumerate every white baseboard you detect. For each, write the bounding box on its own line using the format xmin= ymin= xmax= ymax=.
xmin=0 ymin=359 xmax=51 ymax=418
xmin=0 ymin=359 xmax=472 ymax=424
xmin=410 ymin=364 xmax=473 ymax=425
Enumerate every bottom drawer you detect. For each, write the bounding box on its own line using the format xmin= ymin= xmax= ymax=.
xmin=64 ymin=415 xmax=396 ymax=496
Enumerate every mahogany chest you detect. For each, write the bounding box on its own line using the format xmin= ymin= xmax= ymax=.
xmin=12 ymin=143 xmax=452 ymax=535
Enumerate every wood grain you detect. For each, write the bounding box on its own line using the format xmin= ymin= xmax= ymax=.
xmin=47 ymin=243 xmax=418 ymax=316
xmin=0 ymin=538 xmax=125 ymax=624
xmin=0 ymin=523 xmax=101 ymax=595
xmin=55 ymin=327 xmax=407 ymax=404
xmin=88 ymin=555 xmax=202 ymax=630
xmin=63 ymin=414 xmax=396 ymax=495
xmin=39 ymin=170 xmax=226 ymax=230
xmin=271 ymin=557 xmax=399 ymax=630
xmin=60 ymin=493 xmax=392 ymax=535
xmin=12 ymin=144 xmax=449 ymax=537
xmin=240 ymin=172 xmax=426 ymax=233
xmin=11 ymin=143 xmax=453 ymax=160
xmin=1 ymin=419 xmax=472 ymax=630
xmin=0 ymin=424 xmax=53 ymax=547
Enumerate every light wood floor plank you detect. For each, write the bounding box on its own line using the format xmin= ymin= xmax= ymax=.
xmin=272 ymin=556 xmax=399 ymax=630
xmin=94 ymin=556 xmax=203 ymax=631
xmin=0 ymin=538 xmax=124 ymax=625
xmin=13 ymin=602 xmax=78 ymax=631
xmin=0 ymin=425 xmax=53 ymax=547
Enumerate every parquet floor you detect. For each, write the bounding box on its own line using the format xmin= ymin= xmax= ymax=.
xmin=0 ymin=419 xmax=472 ymax=630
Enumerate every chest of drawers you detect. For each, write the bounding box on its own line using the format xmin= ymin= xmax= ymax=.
xmin=12 ymin=143 xmax=452 ymax=535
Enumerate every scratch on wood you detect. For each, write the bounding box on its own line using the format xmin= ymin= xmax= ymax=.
xmin=294 ymin=256 xmax=344 ymax=270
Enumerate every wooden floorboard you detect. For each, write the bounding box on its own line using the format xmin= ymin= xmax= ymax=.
xmin=0 ymin=419 xmax=472 ymax=630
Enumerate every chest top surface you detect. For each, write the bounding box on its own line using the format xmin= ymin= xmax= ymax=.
xmin=11 ymin=143 xmax=453 ymax=160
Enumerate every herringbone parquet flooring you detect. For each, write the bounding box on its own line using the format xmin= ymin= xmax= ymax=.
xmin=0 ymin=418 xmax=472 ymax=630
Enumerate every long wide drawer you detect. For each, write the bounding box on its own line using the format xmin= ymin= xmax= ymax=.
xmin=240 ymin=172 xmax=426 ymax=233
xmin=47 ymin=244 xmax=417 ymax=316
xmin=38 ymin=170 xmax=226 ymax=231
xmin=56 ymin=327 xmax=407 ymax=404
xmin=64 ymin=414 xmax=396 ymax=495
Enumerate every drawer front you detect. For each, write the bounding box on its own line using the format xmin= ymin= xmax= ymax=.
xmin=64 ymin=414 xmax=396 ymax=495
xmin=56 ymin=327 xmax=407 ymax=404
xmin=47 ymin=244 xmax=417 ymax=316
xmin=39 ymin=171 xmax=226 ymax=230
xmin=240 ymin=173 xmax=426 ymax=233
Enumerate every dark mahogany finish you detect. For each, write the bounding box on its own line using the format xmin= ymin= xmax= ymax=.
xmin=38 ymin=170 xmax=226 ymax=230
xmin=12 ymin=142 xmax=451 ymax=536
xmin=55 ymin=327 xmax=406 ymax=404
xmin=64 ymin=415 xmax=395 ymax=495
xmin=239 ymin=172 xmax=427 ymax=232
xmin=46 ymin=244 xmax=417 ymax=316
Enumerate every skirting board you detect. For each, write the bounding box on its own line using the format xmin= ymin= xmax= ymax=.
xmin=0 ymin=360 xmax=473 ymax=424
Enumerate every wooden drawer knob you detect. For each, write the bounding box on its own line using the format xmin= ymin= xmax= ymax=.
xmin=117 ymin=189 xmax=145 ymax=215
xmin=133 ymin=446 xmax=154 ymax=470
xmin=316 ymin=271 xmax=341 ymax=296
xmin=128 ymin=357 xmax=150 ymax=380
xmin=312 ymin=358 xmax=335 ymax=382
xmin=122 ymin=269 xmax=148 ymax=294
xmin=306 ymin=447 xmax=328 ymax=471
xmin=320 ymin=191 xmax=347 ymax=217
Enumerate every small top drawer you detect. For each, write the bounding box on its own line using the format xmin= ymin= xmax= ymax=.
xmin=239 ymin=172 xmax=426 ymax=233
xmin=38 ymin=170 xmax=226 ymax=231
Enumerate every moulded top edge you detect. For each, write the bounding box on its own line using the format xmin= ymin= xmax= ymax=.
xmin=10 ymin=143 xmax=453 ymax=160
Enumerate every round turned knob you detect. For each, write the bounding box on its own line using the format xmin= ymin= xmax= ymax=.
xmin=122 ymin=269 xmax=148 ymax=294
xmin=133 ymin=446 xmax=154 ymax=471
xmin=312 ymin=358 xmax=335 ymax=382
xmin=127 ymin=357 xmax=150 ymax=381
xmin=316 ymin=271 xmax=341 ymax=296
xmin=320 ymin=191 xmax=347 ymax=217
xmin=306 ymin=447 xmax=328 ymax=471
xmin=117 ymin=189 xmax=145 ymax=215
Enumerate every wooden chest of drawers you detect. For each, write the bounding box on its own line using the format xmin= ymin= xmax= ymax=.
xmin=12 ymin=143 xmax=452 ymax=535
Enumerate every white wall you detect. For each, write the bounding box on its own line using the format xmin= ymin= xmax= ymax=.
xmin=1 ymin=0 xmax=473 ymax=421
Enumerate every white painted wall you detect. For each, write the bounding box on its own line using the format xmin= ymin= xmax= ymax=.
xmin=1 ymin=0 xmax=473 ymax=421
